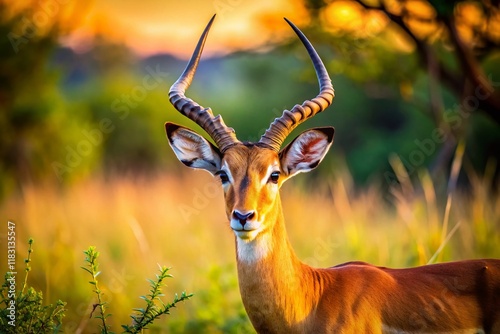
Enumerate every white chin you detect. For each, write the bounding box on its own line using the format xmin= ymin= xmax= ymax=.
xmin=236 ymin=231 xmax=271 ymax=263
xmin=234 ymin=229 xmax=260 ymax=241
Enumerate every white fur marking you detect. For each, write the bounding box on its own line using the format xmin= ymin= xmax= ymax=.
xmin=260 ymin=163 xmax=279 ymax=186
xmin=222 ymin=161 xmax=234 ymax=184
xmin=237 ymin=233 xmax=272 ymax=263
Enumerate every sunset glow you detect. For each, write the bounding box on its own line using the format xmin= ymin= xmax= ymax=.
xmin=48 ymin=0 xmax=308 ymax=57
xmin=322 ymin=1 xmax=389 ymax=36
xmin=5 ymin=0 xmax=491 ymax=58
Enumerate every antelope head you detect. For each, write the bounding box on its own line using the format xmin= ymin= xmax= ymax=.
xmin=166 ymin=15 xmax=334 ymax=248
xmin=162 ymin=15 xmax=500 ymax=334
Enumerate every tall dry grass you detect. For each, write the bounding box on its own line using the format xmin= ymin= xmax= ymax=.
xmin=1 ymin=161 xmax=499 ymax=332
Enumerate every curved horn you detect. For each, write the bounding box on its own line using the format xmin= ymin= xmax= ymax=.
xmin=169 ymin=14 xmax=239 ymax=152
xmin=259 ymin=18 xmax=335 ymax=151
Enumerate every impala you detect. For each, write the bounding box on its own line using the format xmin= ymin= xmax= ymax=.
xmin=165 ymin=15 xmax=500 ymax=333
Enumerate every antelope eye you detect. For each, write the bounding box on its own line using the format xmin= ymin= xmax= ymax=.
xmin=215 ymin=170 xmax=230 ymax=184
xmin=269 ymin=171 xmax=280 ymax=184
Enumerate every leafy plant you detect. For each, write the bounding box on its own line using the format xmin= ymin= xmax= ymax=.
xmin=0 ymin=239 xmax=66 ymax=333
xmin=82 ymin=246 xmax=113 ymax=334
xmin=1 ymin=240 xmax=192 ymax=333
xmin=82 ymin=246 xmax=193 ymax=333
xmin=122 ymin=265 xmax=192 ymax=333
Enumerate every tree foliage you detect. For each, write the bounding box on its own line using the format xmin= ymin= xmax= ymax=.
xmin=298 ymin=0 xmax=500 ymax=181
xmin=1 ymin=0 xmax=499 ymax=192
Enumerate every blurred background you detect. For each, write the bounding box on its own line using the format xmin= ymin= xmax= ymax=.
xmin=1 ymin=0 xmax=499 ymax=332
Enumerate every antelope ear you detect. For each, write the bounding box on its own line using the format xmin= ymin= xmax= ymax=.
xmin=165 ymin=122 xmax=222 ymax=174
xmin=279 ymin=127 xmax=334 ymax=179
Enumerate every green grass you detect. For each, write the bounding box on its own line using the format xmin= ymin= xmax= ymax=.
xmin=1 ymin=162 xmax=499 ymax=332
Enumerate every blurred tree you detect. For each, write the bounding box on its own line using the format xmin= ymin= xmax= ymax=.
xmin=352 ymin=0 xmax=500 ymax=124
xmin=0 ymin=1 xmax=84 ymax=194
xmin=298 ymin=0 xmax=500 ymax=182
xmin=0 ymin=2 xmax=58 ymax=188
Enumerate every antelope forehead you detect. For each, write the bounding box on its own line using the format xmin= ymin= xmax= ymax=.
xmin=245 ymin=153 xmax=279 ymax=184
xmin=223 ymin=154 xmax=279 ymax=183
xmin=259 ymin=164 xmax=278 ymax=185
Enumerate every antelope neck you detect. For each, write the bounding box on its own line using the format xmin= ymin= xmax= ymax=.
xmin=235 ymin=200 xmax=323 ymax=332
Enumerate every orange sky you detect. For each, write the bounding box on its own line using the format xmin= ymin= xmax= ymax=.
xmin=57 ymin=0 xmax=310 ymax=58
xmin=8 ymin=0 xmax=488 ymax=59
xmin=6 ymin=0 xmax=411 ymax=58
xmin=8 ymin=0 xmax=431 ymax=58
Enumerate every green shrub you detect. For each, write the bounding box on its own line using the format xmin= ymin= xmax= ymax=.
xmin=0 ymin=240 xmax=192 ymax=333
xmin=81 ymin=246 xmax=193 ymax=333
xmin=0 ymin=239 xmax=66 ymax=333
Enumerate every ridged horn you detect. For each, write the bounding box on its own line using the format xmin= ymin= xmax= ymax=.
xmin=259 ymin=18 xmax=335 ymax=151
xmin=169 ymin=14 xmax=239 ymax=152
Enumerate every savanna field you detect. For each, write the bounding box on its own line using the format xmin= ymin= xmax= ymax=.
xmin=2 ymin=0 xmax=500 ymax=332
xmin=2 ymin=157 xmax=499 ymax=332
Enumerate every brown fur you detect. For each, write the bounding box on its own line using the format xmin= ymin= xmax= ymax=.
xmin=222 ymin=145 xmax=500 ymax=334
xmin=167 ymin=129 xmax=500 ymax=333
xmin=165 ymin=15 xmax=499 ymax=333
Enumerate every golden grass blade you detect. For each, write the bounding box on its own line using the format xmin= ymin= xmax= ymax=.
xmin=435 ymin=139 xmax=466 ymax=263
xmin=388 ymin=153 xmax=414 ymax=197
xmin=127 ymin=217 xmax=150 ymax=255
xmin=428 ymin=221 xmax=462 ymax=264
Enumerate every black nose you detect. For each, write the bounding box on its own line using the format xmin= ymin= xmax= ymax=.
xmin=232 ymin=210 xmax=255 ymax=226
